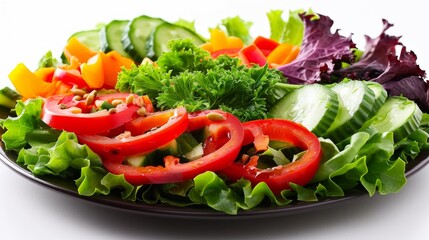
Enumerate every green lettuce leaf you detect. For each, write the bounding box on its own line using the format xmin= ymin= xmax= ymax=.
xmin=220 ymin=16 xmax=253 ymax=44
xmin=266 ymin=10 xmax=286 ymax=42
xmin=17 ymin=131 xmax=102 ymax=176
xmin=281 ymin=9 xmax=307 ymax=45
xmin=0 ymin=98 xmax=57 ymax=150
xmin=266 ymin=9 xmax=306 ymax=45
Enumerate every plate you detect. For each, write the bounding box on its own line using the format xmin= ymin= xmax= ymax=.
xmin=1 ymin=122 xmax=429 ymax=219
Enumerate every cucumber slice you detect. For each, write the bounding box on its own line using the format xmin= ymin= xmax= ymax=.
xmin=0 ymin=87 xmax=21 ymax=109
xmin=125 ymin=139 xmax=178 ymax=167
xmin=269 ymin=84 xmax=340 ymax=136
xmin=100 ymin=20 xmax=131 ymax=58
xmin=362 ymin=96 xmax=423 ymax=141
xmin=146 ymin=22 xmax=206 ymax=59
xmin=325 ymin=80 xmax=376 ymax=142
xmin=121 ymin=15 xmax=166 ymax=62
xmin=365 ymin=81 xmax=388 ymax=113
xmin=70 ymin=29 xmax=101 ymax=51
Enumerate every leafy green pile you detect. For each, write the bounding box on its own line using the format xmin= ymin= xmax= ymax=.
xmin=115 ymin=39 xmax=284 ymax=122
xmin=2 ymin=92 xmax=428 ymax=215
xmin=2 ymin=9 xmax=429 ymax=215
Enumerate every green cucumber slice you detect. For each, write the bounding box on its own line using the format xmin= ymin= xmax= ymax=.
xmin=70 ymin=29 xmax=101 ymax=51
xmin=365 ymin=81 xmax=388 ymax=114
xmin=362 ymin=96 xmax=423 ymax=141
xmin=121 ymin=15 xmax=166 ymax=62
xmin=146 ymin=22 xmax=206 ymax=59
xmin=325 ymin=79 xmax=376 ymax=142
xmin=0 ymin=87 xmax=21 ymax=109
xmin=269 ymin=84 xmax=340 ymax=136
xmin=100 ymin=20 xmax=131 ymax=58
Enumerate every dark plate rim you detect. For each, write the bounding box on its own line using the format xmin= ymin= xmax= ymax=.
xmin=2 ymin=142 xmax=429 ymax=219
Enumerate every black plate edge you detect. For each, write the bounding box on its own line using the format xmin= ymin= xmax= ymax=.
xmin=2 ymin=146 xmax=429 ymax=219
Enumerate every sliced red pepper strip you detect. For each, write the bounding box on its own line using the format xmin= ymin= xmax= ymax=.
xmin=78 ymin=107 xmax=189 ymax=160
xmin=42 ymin=92 xmax=144 ymax=135
xmin=102 ymin=109 xmax=244 ymax=185
xmin=253 ymin=36 xmax=280 ymax=57
xmin=238 ymin=43 xmax=268 ymax=67
xmin=219 ymin=119 xmax=322 ymax=194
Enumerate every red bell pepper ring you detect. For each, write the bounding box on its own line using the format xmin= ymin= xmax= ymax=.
xmin=101 ymin=109 xmax=244 ymax=185
xmin=77 ymin=107 xmax=189 ymax=160
xmin=219 ymin=119 xmax=322 ymax=194
xmin=42 ymin=92 xmax=147 ymax=135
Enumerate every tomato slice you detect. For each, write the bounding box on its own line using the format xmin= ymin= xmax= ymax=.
xmin=41 ymin=92 xmax=149 ymax=135
xmin=77 ymin=107 xmax=189 ymax=160
xmin=218 ymin=119 xmax=322 ymax=194
xmin=101 ymin=109 xmax=244 ymax=185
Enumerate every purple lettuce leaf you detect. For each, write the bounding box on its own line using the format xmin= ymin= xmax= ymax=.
xmin=334 ymin=19 xmax=428 ymax=111
xmin=277 ymin=13 xmax=355 ymax=84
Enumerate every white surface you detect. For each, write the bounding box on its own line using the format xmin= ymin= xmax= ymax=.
xmin=1 ymin=0 xmax=429 ymax=239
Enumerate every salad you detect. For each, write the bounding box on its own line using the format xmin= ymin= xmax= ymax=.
xmin=0 ymin=9 xmax=428 ymax=215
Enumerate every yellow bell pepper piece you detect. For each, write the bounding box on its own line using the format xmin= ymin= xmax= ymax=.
xmin=226 ymin=36 xmax=244 ymax=49
xmin=8 ymin=63 xmax=55 ymax=99
xmin=210 ymin=29 xmax=229 ymax=52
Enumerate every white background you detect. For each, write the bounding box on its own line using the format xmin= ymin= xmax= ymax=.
xmin=1 ymin=0 xmax=429 ymax=239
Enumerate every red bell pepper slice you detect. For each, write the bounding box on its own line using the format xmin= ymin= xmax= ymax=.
xmin=219 ymin=119 xmax=322 ymax=194
xmin=77 ymin=107 xmax=189 ymax=160
xmin=42 ymin=92 xmax=150 ymax=135
xmin=238 ymin=43 xmax=268 ymax=67
xmin=101 ymin=109 xmax=244 ymax=185
xmin=253 ymin=36 xmax=280 ymax=57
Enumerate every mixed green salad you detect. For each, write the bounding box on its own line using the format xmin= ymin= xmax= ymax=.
xmin=1 ymin=9 xmax=429 ymax=215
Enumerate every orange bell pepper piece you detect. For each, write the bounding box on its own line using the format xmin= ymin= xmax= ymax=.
xmin=200 ymin=42 xmax=213 ymax=52
xmin=280 ymin=46 xmax=300 ymax=65
xmin=34 ymin=67 xmax=55 ymax=82
xmin=63 ymin=37 xmax=97 ymax=64
xmin=81 ymin=52 xmax=105 ymax=89
xmin=267 ymin=43 xmax=300 ymax=66
xmin=9 ymin=63 xmax=56 ymax=99
xmin=101 ymin=51 xmax=134 ymax=88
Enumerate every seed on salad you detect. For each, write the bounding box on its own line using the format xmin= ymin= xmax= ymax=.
xmin=134 ymin=96 xmax=145 ymax=107
xmin=206 ymin=112 xmax=226 ymax=121
xmin=111 ymin=99 xmax=123 ymax=106
xmin=72 ymin=95 xmax=82 ymax=101
xmin=137 ymin=107 xmax=147 ymax=116
xmin=116 ymin=131 xmax=132 ymax=140
xmin=108 ymin=108 xmax=117 ymax=114
xmin=125 ymin=94 xmax=135 ymax=105
xmin=59 ymin=103 xmax=67 ymax=109
xmin=71 ymin=88 xmax=86 ymax=96
xmin=69 ymin=107 xmax=82 ymax=114
xmin=85 ymin=90 xmax=97 ymax=106
xmin=141 ymin=57 xmax=154 ymax=65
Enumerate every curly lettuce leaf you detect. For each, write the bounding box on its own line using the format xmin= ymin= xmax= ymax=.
xmin=0 ymin=98 xmax=56 ymax=150
xmin=17 ymin=131 xmax=102 ymax=176
xmin=188 ymin=171 xmax=291 ymax=215
xmin=291 ymin=131 xmax=407 ymax=202
xmin=76 ymin=167 xmax=141 ymax=201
